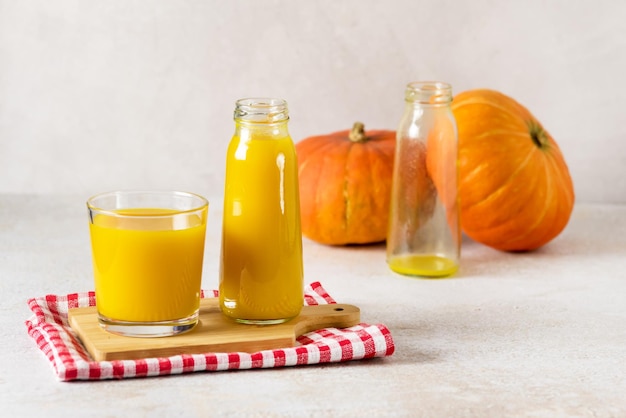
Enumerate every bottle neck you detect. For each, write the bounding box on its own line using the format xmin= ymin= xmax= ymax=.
xmin=233 ymin=98 xmax=290 ymax=138
xmin=405 ymin=81 xmax=452 ymax=106
xmin=234 ymin=119 xmax=290 ymax=139
xmin=234 ymin=97 xmax=289 ymax=123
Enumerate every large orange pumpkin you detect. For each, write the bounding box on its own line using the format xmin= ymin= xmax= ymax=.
xmin=452 ymin=89 xmax=575 ymax=251
xmin=296 ymin=122 xmax=395 ymax=245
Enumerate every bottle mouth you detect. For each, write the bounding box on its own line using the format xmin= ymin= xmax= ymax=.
xmin=405 ymin=81 xmax=452 ymax=104
xmin=234 ymin=98 xmax=289 ymax=123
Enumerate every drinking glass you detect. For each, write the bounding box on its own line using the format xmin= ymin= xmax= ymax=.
xmin=87 ymin=191 xmax=208 ymax=337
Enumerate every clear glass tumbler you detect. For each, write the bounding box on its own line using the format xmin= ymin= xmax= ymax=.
xmin=87 ymin=190 xmax=209 ymax=337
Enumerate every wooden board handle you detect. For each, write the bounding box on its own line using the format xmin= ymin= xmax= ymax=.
xmin=292 ymin=303 xmax=361 ymax=336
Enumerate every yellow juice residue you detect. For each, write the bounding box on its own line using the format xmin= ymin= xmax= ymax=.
xmin=388 ymin=254 xmax=458 ymax=278
xmin=220 ymin=132 xmax=304 ymax=322
xmin=90 ymin=208 xmax=206 ymax=322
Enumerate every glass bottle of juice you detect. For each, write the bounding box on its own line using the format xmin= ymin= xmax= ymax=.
xmin=386 ymin=82 xmax=460 ymax=277
xmin=219 ymin=98 xmax=304 ymax=324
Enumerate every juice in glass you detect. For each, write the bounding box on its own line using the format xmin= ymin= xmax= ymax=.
xmin=87 ymin=191 xmax=208 ymax=337
xmin=220 ymin=98 xmax=304 ymax=324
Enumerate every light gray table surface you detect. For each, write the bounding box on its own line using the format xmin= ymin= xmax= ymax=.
xmin=2 ymin=194 xmax=625 ymax=417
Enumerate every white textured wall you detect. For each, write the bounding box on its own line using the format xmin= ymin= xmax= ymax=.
xmin=1 ymin=0 xmax=624 ymax=203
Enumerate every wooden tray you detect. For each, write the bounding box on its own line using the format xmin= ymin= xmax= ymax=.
xmin=68 ymin=298 xmax=360 ymax=361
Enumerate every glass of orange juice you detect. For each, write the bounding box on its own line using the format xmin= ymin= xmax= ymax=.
xmin=87 ymin=191 xmax=208 ymax=337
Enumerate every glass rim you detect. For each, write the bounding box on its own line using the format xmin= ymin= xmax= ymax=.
xmin=235 ymin=97 xmax=287 ymax=108
xmin=86 ymin=190 xmax=209 ymax=218
xmin=405 ymin=81 xmax=453 ymax=104
xmin=406 ymin=80 xmax=451 ymax=90
xmin=234 ymin=97 xmax=289 ymax=123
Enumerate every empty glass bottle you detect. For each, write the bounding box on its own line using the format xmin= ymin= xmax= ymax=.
xmin=387 ymin=81 xmax=460 ymax=277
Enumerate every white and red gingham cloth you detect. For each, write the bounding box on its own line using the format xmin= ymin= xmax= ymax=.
xmin=25 ymin=281 xmax=395 ymax=381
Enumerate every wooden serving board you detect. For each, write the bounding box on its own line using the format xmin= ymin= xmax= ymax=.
xmin=68 ymin=298 xmax=360 ymax=361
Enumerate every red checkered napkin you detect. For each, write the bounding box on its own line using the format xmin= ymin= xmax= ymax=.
xmin=25 ymin=282 xmax=395 ymax=381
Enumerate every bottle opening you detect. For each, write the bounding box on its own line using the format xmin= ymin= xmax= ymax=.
xmin=234 ymin=98 xmax=289 ymax=123
xmin=405 ymin=81 xmax=452 ymax=104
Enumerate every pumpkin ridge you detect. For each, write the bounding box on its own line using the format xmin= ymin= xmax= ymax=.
xmin=542 ymin=137 xmax=572 ymax=177
xmin=326 ymin=140 xmax=352 ymax=243
xmin=464 ymin=144 xmax=537 ymax=214
xmin=307 ymin=139 xmax=350 ymax=243
xmin=470 ymin=130 xmax=531 ymax=141
xmin=342 ymin=142 xmax=357 ymax=234
xmin=299 ymin=135 xmax=343 ymax=158
xmin=454 ymin=90 xmax=535 ymax=116
xmin=542 ymin=147 xmax=575 ymax=208
xmin=363 ymin=142 xmax=386 ymax=221
xmin=530 ymin=133 xmax=573 ymax=195
xmin=453 ymin=97 xmax=525 ymax=122
xmin=464 ymin=143 xmax=559 ymax=239
xmin=298 ymin=137 xmax=345 ymax=178
xmin=366 ymin=135 xmax=396 ymax=172
xmin=302 ymin=147 xmax=327 ymax=241
xmin=500 ymin=159 xmax=556 ymax=248
xmin=297 ymin=158 xmax=310 ymax=177
xmin=507 ymin=154 xmax=572 ymax=250
xmin=465 ymin=142 xmax=564 ymax=243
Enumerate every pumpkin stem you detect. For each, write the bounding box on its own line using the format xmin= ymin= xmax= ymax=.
xmin=529 ymin=122 xmax=548 ymax=149
xmin=348 ymin=122 xmax=367 ymax=143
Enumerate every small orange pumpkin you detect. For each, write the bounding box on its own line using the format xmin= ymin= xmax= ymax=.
xmin=296 ymin=122 xmax=395 ymax=245
xmin=451 ymin=89 xmax=575 ymax=251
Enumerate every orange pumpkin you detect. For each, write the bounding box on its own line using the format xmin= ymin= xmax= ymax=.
xmin=296 ymin=122 xmax=395 ymax=245
xmin=451 ymin=89 xmax=575 ymax=251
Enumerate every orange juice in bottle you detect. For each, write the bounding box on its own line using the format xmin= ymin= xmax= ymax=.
xmin=219 ymin=98 xmax=304 ymax=324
